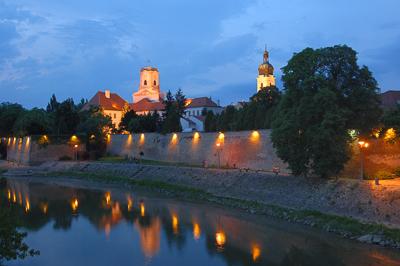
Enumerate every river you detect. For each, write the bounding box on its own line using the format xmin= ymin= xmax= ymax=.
xmin=1 ymin=177 xmax=400 ymax=266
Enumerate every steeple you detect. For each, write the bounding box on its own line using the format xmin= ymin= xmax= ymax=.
xmin=258 ymin=47 xmax=274 ymax=76
xmin=263 ymin=44 xmax=269 ymax=63
xmin=256 ymin=46 xmax=276 ymax=91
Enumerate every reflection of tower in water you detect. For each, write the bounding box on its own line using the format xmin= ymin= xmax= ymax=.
xmin=135 ymin=217 xmax=161 ymax=259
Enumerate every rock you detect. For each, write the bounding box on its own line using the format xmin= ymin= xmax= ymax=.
xmin=357 ymin=234 xmax=373 ymax=243
xmin=372 ymin=235 xmax=383 ymax=244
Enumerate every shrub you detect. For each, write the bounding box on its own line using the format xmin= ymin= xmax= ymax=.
xmin=394 ymin=167 xmax=400 ymax=177
xmin=59 ymin=155 xmax=72 ymax=161
xmin=365 ymin=170 xmax=394 ymax=180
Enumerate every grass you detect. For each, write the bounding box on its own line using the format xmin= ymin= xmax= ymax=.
xmin=98 ymin=156 xmax=203 ymax=168
xmin=42 ymin=169 xmax=400 ymax=245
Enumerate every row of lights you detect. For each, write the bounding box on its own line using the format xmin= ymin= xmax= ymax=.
xmin=169 ymin=213 xmax=260 ymax=261
xmin=119 ymin=130 xmax=260 ymax=146
xmin=6 ymin=188 xmax=261 ymax=261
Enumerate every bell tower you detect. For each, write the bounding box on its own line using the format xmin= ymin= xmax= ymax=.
xmin=133 ymin=66 xmax=163 ymax=103
xmin=256 ymin=47 xmax=275 ymax=92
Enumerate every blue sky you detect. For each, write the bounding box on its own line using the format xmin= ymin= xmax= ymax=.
xmin=1 ymin=0 xmax=399 ymax=108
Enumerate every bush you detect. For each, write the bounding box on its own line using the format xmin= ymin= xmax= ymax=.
xmin=365 ymin=170 xmax=394 ymax=180
xmin=394 ymin=167 xmax=400 ymax=177
xmin=59 ymin=155 xmax=72 ymax=161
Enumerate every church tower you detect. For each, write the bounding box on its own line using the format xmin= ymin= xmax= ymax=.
xmin=257 ymin=48 xmax=275 ymax=92
xmin=133 ymin=66 xmax=163 ymax=103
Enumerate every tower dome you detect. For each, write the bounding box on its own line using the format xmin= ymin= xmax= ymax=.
xmin=256 ymin=47 xmax=276 ymax=91
xmin=258 ymin=49 xmax=274 ymax=76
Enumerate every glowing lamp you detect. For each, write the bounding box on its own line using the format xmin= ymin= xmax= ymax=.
xmin=358 ymin=141 xmax=369 ymax=148
xmin=193 ymin=223 xmax=201 ymax=240
xmin=252 ymin=245 xmax=261 ymax=261
xmin=218 ymin=132 xmax=225 ymax=141
xmin=172 ymin=215 xmax=179 ymax=234
xmin=215 ymin=231 xmax=226 ymax=246
xmin=71 ymin=198 xmax=79 ymax=211
xmin=140 ymin=202 xmax=145 ymax=217
xmin=105 ymin=192 xmax=111 ymax=205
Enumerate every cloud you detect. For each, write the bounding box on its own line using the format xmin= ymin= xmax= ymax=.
xmin=0 ymin=0 xmax=399 ymax=108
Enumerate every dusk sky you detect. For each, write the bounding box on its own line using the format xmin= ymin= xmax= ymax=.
xmin=1 ymin=0 xmax=399 ymax=108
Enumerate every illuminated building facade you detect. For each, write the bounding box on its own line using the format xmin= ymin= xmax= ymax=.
xmin=256 ymin=48 xmax=275 ymax=91
xmin=82 ymin=90 xmax=128 ymax=128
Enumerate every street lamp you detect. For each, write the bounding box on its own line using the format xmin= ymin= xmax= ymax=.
xmin=358 ymin=141 xmax=369 ymax=180
xmin=73 ymin=144 xmax=79 ymax=161
xmin=216 ymin=142 xmax=222 ymax=168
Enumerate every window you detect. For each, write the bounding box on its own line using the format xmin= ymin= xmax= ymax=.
xmin=154 ymin=80 xmax=157 ymax=86
xmin=144 ymin=80 xmax=147 ymax=85
xmin=261 ymin=82 xmax=263 ymax=88
xmin=114 ymin=113 xmax=116 ymax=119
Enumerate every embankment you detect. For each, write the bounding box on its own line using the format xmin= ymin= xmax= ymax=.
xmin=9 ymin=160 xmax=400 ymax=229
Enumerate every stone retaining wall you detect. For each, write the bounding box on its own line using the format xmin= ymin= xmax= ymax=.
xmin=6 ymin=137 xmax=83 ymax=165
xmin=106 ymin=130 xmax=289 ymax=173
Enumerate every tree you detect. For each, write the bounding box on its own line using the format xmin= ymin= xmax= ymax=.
xmin=119 ymin=110 xmax=138 ymax=131
xmin=0 ymin=103 xmax=24 ymax=136
xmin=54 ymin=98 xmax=80 ymax=135
xmin=0 ymin=209 xmax=39 ymax=265
xmin=161 ymin=90 xmax=185 ymax=133
xmin=77 ymin=106 xmax=112 ymax=158
xmin=46 ymin=94 xmax=59 ymax=113
xmin=382 ymin=104 xmax=400 ymax=132
xmin=13 ymin=109 xmax=52 ymax=136
xmin=174 ymin=89 xmax=186 ymax=117
xmin=204 ymin=110 xmax=217 ymax=132
xmin=271 ymin=45 xmax=381 ymax=178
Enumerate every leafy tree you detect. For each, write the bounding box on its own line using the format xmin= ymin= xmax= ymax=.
xmin=13 ymin=109 xmax=52 ymax=136
xmin=161 ymin=90 xmax=185 ymax=133
xmin=271 ymin=45 xmax=381 ymax=178
xmin=0 ymin=181 xmax=39 ymax=265
xmin=204 ymin=110 xmax=217 ymax=132
xmin=174 ymin=88 xmax=186 ymax=117
xmin=77 ymin=106 xmax=112 ymax=136
xmin=128 ymin=112 xmax=161 ymax=133
xmin=46 ymin=94 xmax=59 ymax=113
xmin=382 ymin=104 xmax=400 ymax=132
xmin=76 ymin=98 xmax=88 ymax=110
xmin=54 ymin=98 xmax=80 ymax=135
xmin=0 ymin=103 xmax=24 ymax=136
xmin=77 ymin=106 xmax=112 ymax=158
xmin=119 ymin=110 xmax=138 ymax=131
xmin=204 ymin=86 xmax=280 ymax=132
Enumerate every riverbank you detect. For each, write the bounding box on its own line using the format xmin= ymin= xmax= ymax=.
xmin=2 ymin=160 xmax=400 ymax=249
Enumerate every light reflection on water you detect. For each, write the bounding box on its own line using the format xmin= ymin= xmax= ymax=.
xmin=1 ymin=178 xmax=400 ymax=266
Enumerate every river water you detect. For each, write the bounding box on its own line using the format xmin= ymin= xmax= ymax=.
xmin=1 ymin=177 xmax=400 ymax=266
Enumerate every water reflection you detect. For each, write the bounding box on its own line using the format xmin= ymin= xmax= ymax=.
xmin=1 ymin=178 xmax=400 ymax=266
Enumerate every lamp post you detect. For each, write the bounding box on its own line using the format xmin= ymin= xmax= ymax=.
xmin=216 ymin=142 xmax=222 ymax=168
xmin=358 ymin=141 xmax=369 ymax=180
xmin=74 ymin=144 xmax=78 ymax=161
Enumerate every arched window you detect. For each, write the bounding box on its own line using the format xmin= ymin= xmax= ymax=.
xmin=154 ymin=80 xmax=157 ymax=86
xmin=260 ymin=82 xmax=263 ymax=88
xmin=144 ymin=80 xmax=147 ymax=85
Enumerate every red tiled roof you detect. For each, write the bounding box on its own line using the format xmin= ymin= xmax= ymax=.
xmin=82 ymin=91 xmax=128 ymax=111
xmin=381 ymin=90 xmax=400 ymax=109
xmin=185 ymin=97 xmax=218 ymax=108
xmin=130 ymin=98 xmax=165 ymax=112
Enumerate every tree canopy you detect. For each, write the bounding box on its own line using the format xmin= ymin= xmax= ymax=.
xmin=271 ymin=45 xmax=381 ymax=178
xmin=204 ymin=86 xmax=280 ymax=132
